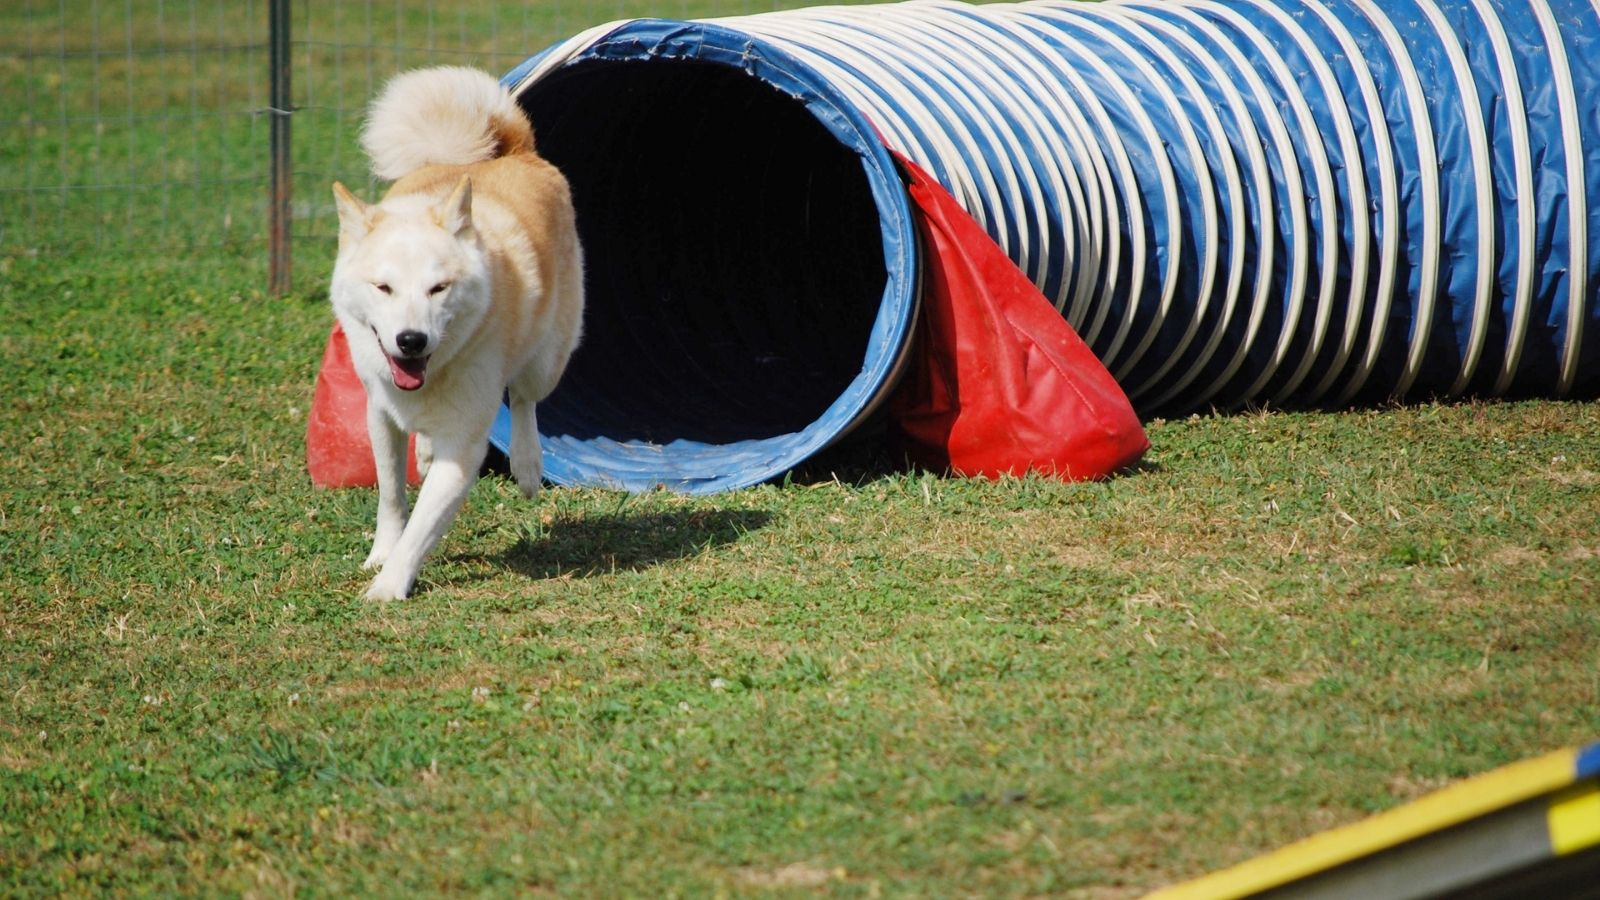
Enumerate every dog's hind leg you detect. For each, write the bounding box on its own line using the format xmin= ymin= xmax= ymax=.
xmin=363 ymin=418 xmax=490 ymax=601
xmin=363 ymin=406 xmax=409 ymax=572
xmin=507 ymin=379 xmax=544 ymax=500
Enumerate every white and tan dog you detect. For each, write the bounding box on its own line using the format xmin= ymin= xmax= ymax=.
xmin=329 ymin=66 xmax=583 ymax=601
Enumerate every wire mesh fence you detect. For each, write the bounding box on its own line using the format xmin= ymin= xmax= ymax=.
xmin=0 ymin=1 xmax=854 ymax=286
xmin=1 ymin=0 xmax=271 ymax=258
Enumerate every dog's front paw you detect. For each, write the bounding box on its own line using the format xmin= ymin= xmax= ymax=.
xmin=363 ymin=570 xmax=412 ymax=602
xmin=361 ymin=546 xmax=390 ymax=571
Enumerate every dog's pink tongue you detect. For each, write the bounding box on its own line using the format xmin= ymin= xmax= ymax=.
xmin=387 ymin=354 xmax=428 ymax=391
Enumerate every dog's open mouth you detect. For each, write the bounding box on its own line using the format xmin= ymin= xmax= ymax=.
xmin=375 ymin=330 xmax=430 ymax=391
xmin=386 ymin=352 xmax=429 ymax=390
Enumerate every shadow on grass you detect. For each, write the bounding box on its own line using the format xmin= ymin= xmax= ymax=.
xmin=493 ymin=508 xmax=773 ymax=580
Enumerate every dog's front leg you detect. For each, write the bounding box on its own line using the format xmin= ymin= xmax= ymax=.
xmin=363 ymin=425 xmax=486 ymax=601
xmin=363 ymin=405 xmax=409 ymax=572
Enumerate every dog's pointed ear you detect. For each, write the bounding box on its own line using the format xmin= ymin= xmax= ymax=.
xmin=332 ymin=182 xmax=373 ymax=244
xmin=433 ymin=176 xmax=473 ymax=238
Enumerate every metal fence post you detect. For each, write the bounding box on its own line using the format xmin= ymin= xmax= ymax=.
xmin=268 ymin=0 xmax=291 ymax=295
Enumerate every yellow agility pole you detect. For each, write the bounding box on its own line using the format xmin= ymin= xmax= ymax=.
xmin=1150 ymin=741 xmax=1600 ymax=899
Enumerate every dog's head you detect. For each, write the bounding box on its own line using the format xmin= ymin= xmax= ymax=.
xmin=329 ymin=176 xmax=485 ymax=391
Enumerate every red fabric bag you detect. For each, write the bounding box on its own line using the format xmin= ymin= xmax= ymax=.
xmin=889 ymin=154 xmax=1148 ymax=480
xmin=305 ymin=323 xmax=420 ymax=488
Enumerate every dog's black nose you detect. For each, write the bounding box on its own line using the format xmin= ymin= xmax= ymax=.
xmin=395 ymin=330 xmax=429 ymax=357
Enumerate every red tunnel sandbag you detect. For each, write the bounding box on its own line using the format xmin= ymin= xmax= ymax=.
xmin=305 ymin=322 xmax=420 ymax=489
xmin=890 ymin=154 xmax=1149 ymax=480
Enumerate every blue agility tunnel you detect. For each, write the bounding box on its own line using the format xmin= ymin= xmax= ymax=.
xmin=491 ymin=0 xmax=1600 ymax=493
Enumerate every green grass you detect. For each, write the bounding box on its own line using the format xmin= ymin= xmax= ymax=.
xmin=4 ymin=250 xmax=1599 ymax=896
xmin=3 ymin=2 xmax=1600 ymax=897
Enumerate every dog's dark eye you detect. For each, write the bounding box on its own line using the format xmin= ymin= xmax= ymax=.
xmin=374 ymin=283 xmax=392 ymax=295
xmin=429 ymin=282 xmax=450 ymax=296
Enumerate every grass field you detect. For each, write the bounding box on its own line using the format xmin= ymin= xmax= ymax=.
xmin=4 ymin=2 xmax=1600 ymax=897
xmin=5 ymin=245 xmax=1598 ymax=895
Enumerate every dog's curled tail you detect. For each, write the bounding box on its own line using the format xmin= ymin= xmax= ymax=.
xmin=361 ymin=66 xmax=534 ymax=181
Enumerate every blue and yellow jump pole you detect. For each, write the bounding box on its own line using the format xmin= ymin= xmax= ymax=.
xmin=1151 ymin=740 xmax=1600 ymax=899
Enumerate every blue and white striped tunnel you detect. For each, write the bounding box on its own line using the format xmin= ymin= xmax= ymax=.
xmin=493 ymin=0 xmax=1600 ymax=493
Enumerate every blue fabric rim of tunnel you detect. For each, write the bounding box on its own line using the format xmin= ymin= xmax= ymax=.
xmin=489 ymin=19 xmax=919 ymax=494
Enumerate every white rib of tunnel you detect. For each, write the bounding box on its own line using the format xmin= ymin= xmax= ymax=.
xmin=492 ymin=0 xmax=1600 ymax=493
